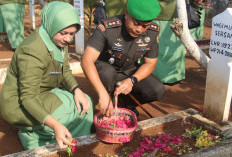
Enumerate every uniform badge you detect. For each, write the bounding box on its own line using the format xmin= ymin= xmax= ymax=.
xmin=112 ymin=47 xmax=117 ymax=51
xmin=144 ymin=37 xmax=150 ymax=43
xmin=138 ymin=43 xmax=148 ymax=47
xmin=108 ymin=50 xmax=113 ymax=54
xmin=117 ymin=53 xmax=122 ymax=59
xmin=49 ymin=72 xmax=62 ymax=75
xmin=109 ymin=58 xmax=115 ymax=64
xmin=117 ymin=48 xmax=122 ymax=52
xmin=114 ymin=43 xmax=122 ymax=47
xmin=97 ymin=24 xmax=106 ymax=32
xmin=136 ymin=47 xmax=150 ymax=52
xmin=136 ymin=39 xmax=143 ymax=44
xmin=117 ymin=38 xmax=122 ymax=41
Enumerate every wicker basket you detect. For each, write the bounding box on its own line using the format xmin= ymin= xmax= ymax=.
xmin=94 ymin=108 xmax=138 ymax=143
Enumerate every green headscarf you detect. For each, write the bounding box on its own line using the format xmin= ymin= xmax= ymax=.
xmin=39 ymin=1 xmax=80 ymax=64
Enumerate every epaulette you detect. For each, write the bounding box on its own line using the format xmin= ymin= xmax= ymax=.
xmin=148 ymin=22 xmax=160 ymax=32
xmin=104 ymin=19 xmax=122 ymax=29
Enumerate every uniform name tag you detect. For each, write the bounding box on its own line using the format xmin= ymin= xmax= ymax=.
xmin=49 ymin=72 xmax=62 ymax=75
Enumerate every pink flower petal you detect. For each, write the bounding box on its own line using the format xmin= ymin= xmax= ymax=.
xmin=119 ymin=137 xmax=130 ymax=143
xmin=164 ymin=146 xmax=173 ymax=153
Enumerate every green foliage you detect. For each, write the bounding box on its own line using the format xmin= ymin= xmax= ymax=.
xmin=183 ymin=127 xmax=203 ymax=138
xmin=84 ymin=0 xmax=98 ymax=35
xmin=67 ymin=146 xmax=73 ymax=157
xmin=120 ymin=146 xmax=133 ymax=157
xmin=183 ymin=127 xmax=223 ymax=149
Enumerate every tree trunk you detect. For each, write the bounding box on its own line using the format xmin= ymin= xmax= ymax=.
xmin=170 ymin=0 xmax=210 ymax=70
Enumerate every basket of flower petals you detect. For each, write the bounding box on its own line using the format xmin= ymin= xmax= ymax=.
xmin=94 ymin=108 xmax=138 ymax=143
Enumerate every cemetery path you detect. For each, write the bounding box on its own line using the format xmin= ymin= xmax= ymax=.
xmin=0 ymin=4 xmax=220 ymax=156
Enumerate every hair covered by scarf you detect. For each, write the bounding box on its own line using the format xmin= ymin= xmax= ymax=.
xmin=41 ymin=1 xmax=80 ymax=38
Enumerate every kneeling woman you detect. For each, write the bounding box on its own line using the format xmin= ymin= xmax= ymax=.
xmin=0 ymin=1 xmax=93 ymax=150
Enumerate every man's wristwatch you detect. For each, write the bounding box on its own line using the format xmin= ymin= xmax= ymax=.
xmin=71 ymin=84 xmax=82 ymax=94
xmin=130 ymin=76 xmax=138 ymax=85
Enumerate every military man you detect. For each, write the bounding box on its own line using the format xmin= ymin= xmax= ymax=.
xmin=81 ymin=0 xmax=165 ymax=117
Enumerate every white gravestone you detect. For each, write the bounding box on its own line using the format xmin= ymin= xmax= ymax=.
xmin=29 ymin=0 xmax=36 ymax=30
xmin=74 ymin=0 xmax=84 ymax=55
xmin=203 ymin=8 xmax=232 ymax=122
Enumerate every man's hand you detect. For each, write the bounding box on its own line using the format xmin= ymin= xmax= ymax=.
xmin=115 ymin=78 xmax=133 ymax=95
xmin=98 ymin=92 xmax=114 ymax=117
xmin=73 ymin=88 xmax=91 ymax=115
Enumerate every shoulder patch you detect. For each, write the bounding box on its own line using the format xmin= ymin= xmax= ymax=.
xmin=104 ymin=19 xmax=122 ymax=29
xmin=97 ymin=24 xmax=106 ymax=32
xmin=148 ymin=22 xmax=160 ymax=32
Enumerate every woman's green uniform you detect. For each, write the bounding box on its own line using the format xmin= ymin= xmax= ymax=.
xmin=0 ymin=0 xmax=26 ymax=49
xmin=0 ymin=2 xmax=93 ymax=150
xmin=153 ymin=10 xmax=205 ymax=83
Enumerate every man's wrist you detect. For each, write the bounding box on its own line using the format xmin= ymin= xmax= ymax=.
xmin=129 ymin=76 xmax=138 ymax=85
xmin=71 ymin=84 xmax=82 ymax=94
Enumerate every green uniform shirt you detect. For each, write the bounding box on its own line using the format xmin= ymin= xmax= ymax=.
xmin=0 ymin=29 xmax=77 ymax=129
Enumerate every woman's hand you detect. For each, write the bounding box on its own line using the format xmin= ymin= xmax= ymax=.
xmin=44 ymin=115 xmax=75 ymax=149
xmin=53 ymin=122 xmax=75 ymax=149
xmin=73 ymin=88 xmax=91 ymax=115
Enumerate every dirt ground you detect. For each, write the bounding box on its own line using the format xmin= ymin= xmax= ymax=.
xmin=47 ymin=119 xmax=200 ymax=157
xmin=0 ymin=4 xmax=214 ymax=156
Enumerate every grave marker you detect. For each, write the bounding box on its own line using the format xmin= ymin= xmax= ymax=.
xmin=74 ymin=0 xmax=84 ymax=55
xmin=29 ymin=0 xmax=35 ymax=30
xmin=203 ymin=8 xmax=232 ymax=122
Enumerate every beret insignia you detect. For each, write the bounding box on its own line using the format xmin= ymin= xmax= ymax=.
xmin=104 ymin=19 xmax=122 ymax=29
xmin=148 ymin=22 xmax=160 ymax=32
xmin=97 ymin=24 xmax=106 ymax=32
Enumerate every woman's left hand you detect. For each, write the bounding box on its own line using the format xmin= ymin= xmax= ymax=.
xmin=73 ymin=88 xmax=91 ymax=115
